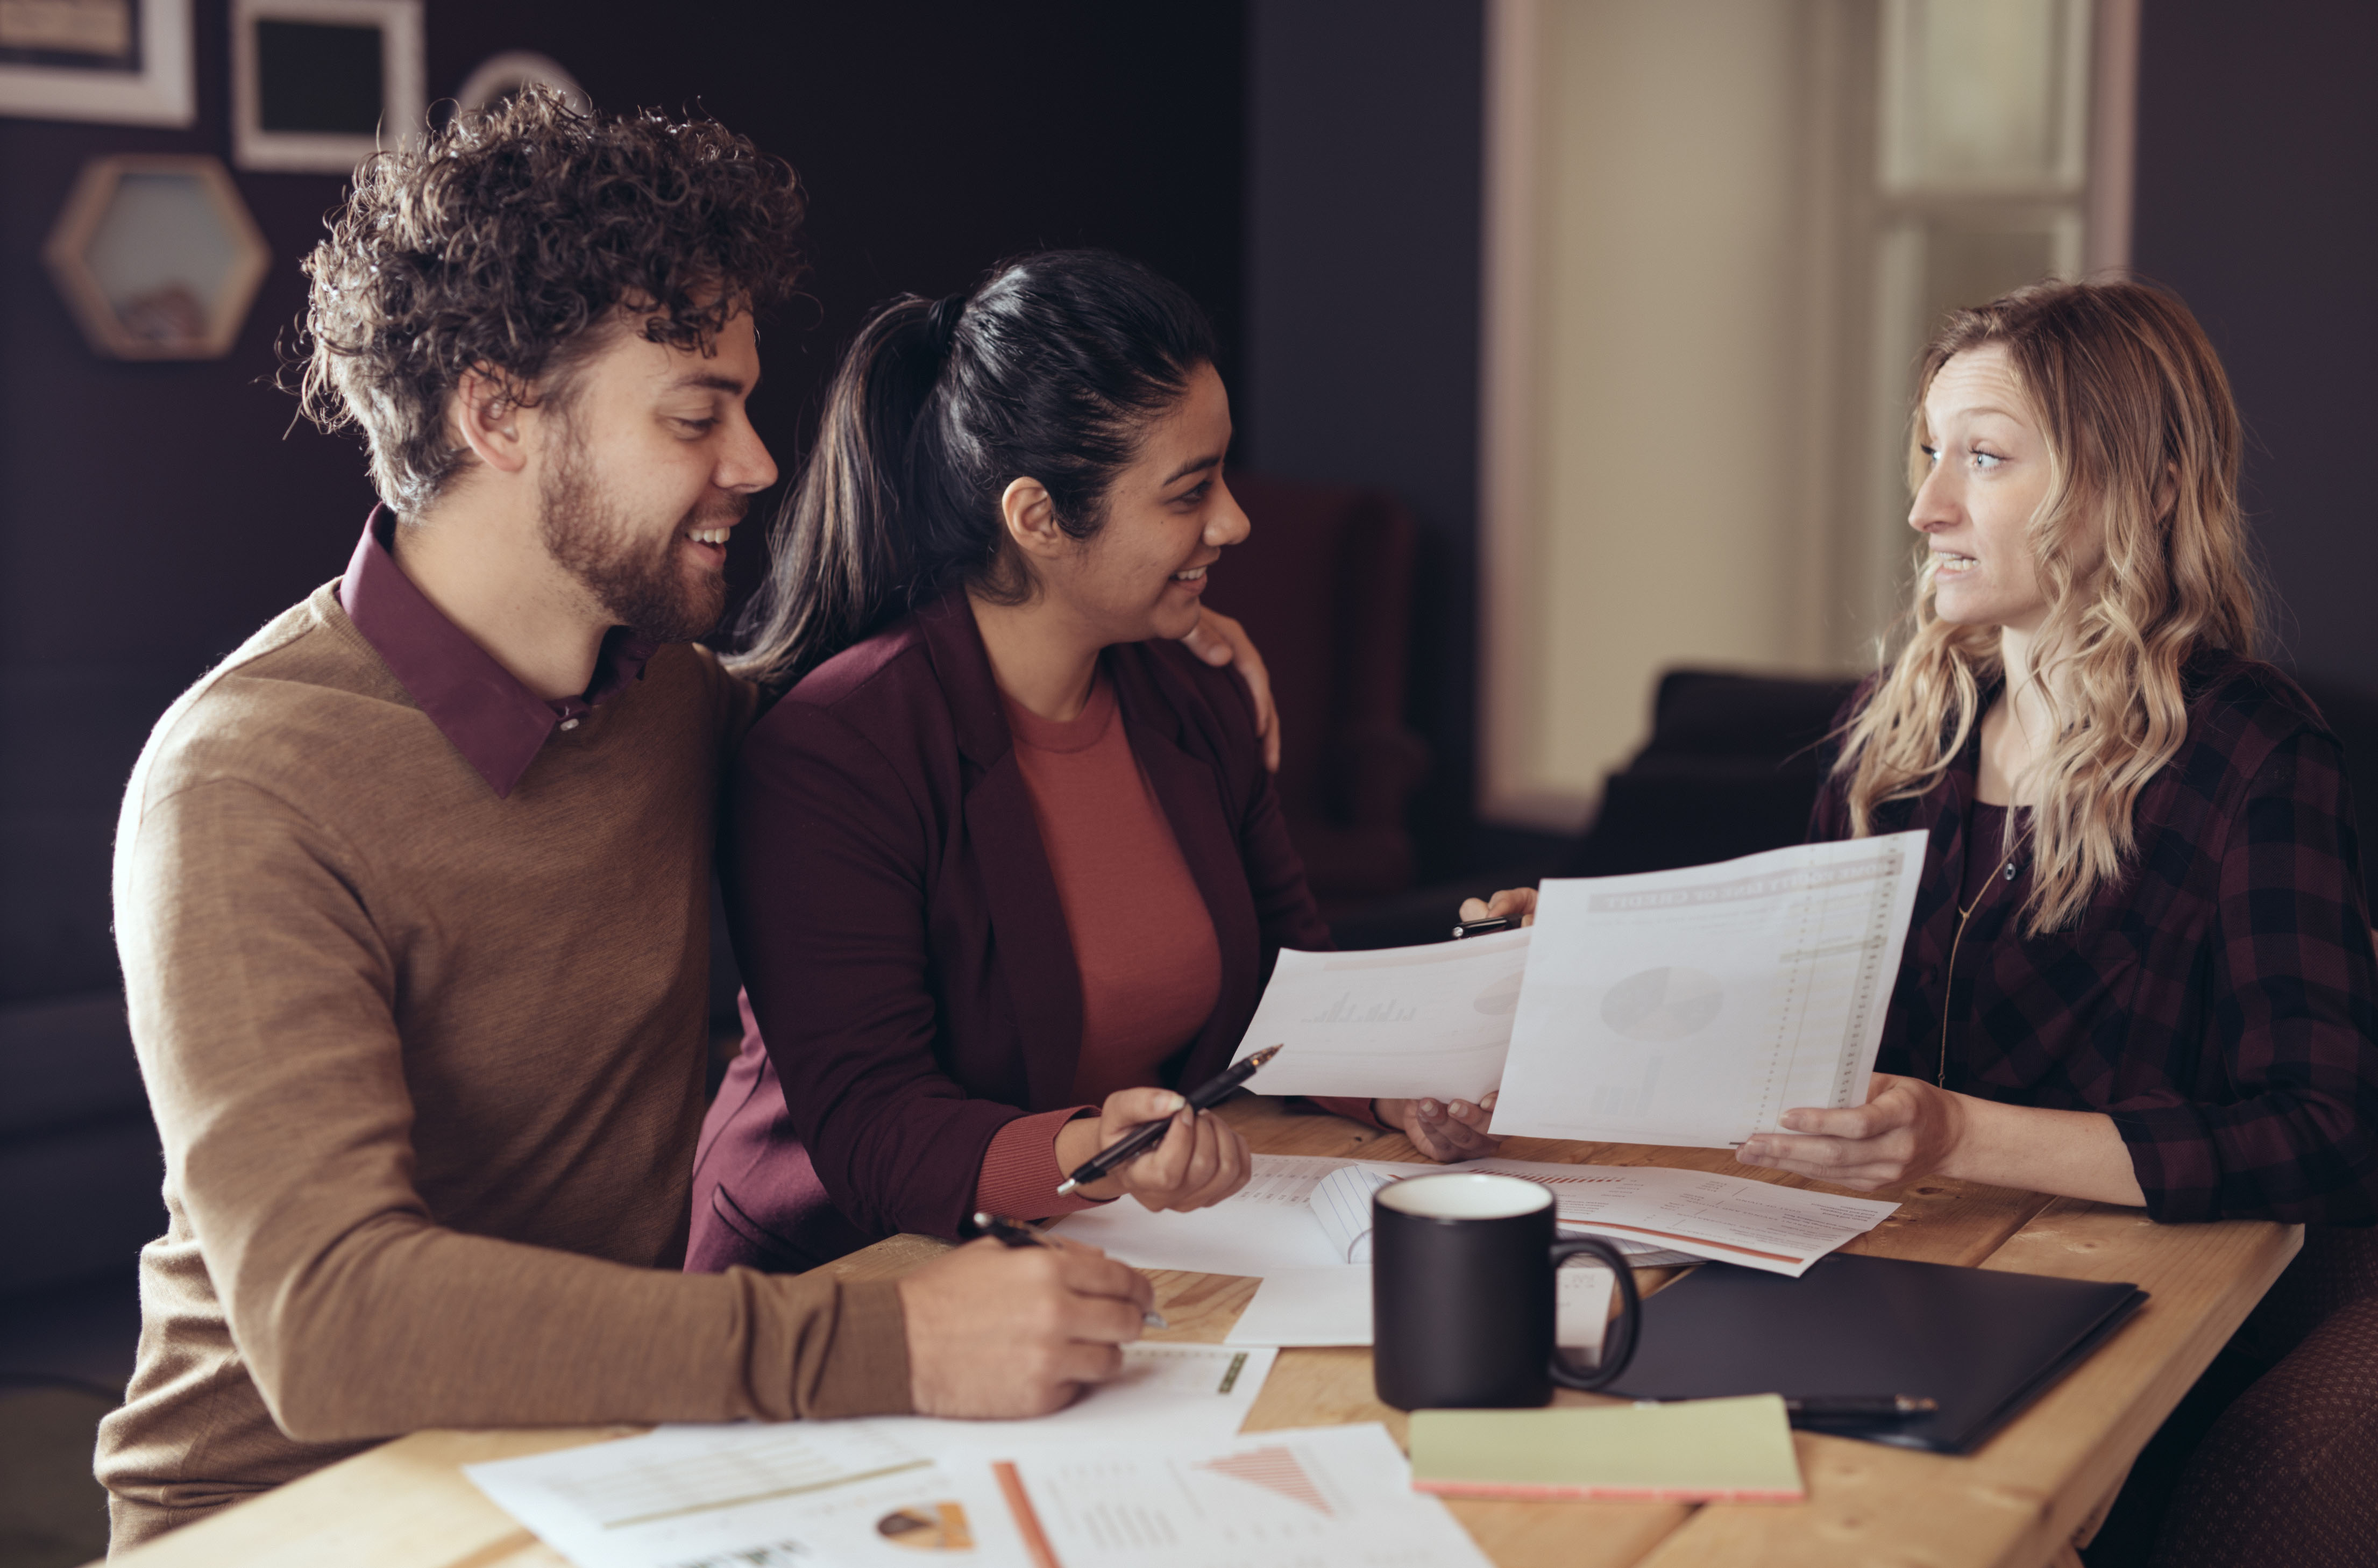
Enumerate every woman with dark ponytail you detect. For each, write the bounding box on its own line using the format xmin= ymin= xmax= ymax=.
xmin=687 ymin=251 xmax=1344 ymax=1270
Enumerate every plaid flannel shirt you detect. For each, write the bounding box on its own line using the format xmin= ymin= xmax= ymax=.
xmin=1813 ymin=653 xmax=2378 ymax=1224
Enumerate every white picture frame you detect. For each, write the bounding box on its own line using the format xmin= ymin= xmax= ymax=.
xmin=231 ymin=0 xmax=422 ymax=174
xmin=455 ymin=50 xmax=588 ymax=117
xmin=0 ymin=0 xmax=193 ymax=126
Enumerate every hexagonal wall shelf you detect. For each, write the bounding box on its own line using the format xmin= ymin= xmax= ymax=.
xmin=44 ymin=154 xmax=271 ymax=361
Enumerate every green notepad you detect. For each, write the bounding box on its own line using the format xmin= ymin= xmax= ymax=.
xmin=1408 ymin=1396 xmax=1806 ymax=1502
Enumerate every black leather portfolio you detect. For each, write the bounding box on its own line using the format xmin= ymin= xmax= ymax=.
xmin=1602 ymin=1251 xmax=2147 ymax=1454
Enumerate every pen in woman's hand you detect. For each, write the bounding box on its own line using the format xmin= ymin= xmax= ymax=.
xmin=1054 ymin=1045 xmax=1282 ymax=1197
xmin=974 ymin=1211 xmax=1169 ymax=1328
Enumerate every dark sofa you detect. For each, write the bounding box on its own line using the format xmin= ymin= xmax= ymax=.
xmin=1 ymin=667 xmax=183 ymax=1299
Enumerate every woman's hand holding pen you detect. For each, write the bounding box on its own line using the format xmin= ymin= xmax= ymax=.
xmin=898 ymin=1234 xmax=1156 ymax=1417
xmin=1374 ymin=1092 xmax=1503 ymax=1161
xmin=1054 ymin=1087 xmax=1252 ymax=1211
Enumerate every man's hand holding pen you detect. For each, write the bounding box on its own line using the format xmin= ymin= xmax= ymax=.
xmin=897 ymin=1233 xmax=1158 ymax=1417
xmin=1051 ymin=1086 xmax=1252 ymax=1211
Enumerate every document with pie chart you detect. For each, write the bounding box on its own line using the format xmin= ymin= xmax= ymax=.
xmin=1226 ymin=927 xmax=1533 ymax=1102
xmin=1492 ymin=832 xmax=1929 ymax=1148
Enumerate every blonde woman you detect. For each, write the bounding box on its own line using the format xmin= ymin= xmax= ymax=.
xmin=1469 ymin=280 xmax=2378 ymax=1222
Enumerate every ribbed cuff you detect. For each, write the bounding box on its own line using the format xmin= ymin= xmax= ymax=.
xmin=976 ymin=1107 xmax=1106 ymax=1221
xmin=805 ymin=1278 xmax=915 ymax=1417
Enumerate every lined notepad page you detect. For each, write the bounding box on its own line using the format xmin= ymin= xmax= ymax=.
xmin=1308 ymin=1165 xmax=1396 ymax=1262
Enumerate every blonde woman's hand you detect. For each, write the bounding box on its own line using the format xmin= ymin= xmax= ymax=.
xmin=1374 ymin=1092 xmax=1502 ymax=1162
xmin=1055 ymin=1088 xmax=1252 ymax=1213
xmin=1733 ymin=1073 xmax=1967 ymax=1191
xmin=1458 ymin=888 xmax=1538 ymax=928
xmin=1179 ymin=607 xmax=1280 ymax=772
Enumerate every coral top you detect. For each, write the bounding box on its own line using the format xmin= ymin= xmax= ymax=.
xmin=974 ymin=674 xmax=1224 ymax=1215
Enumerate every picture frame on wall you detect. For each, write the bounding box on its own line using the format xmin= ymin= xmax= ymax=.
xmin=0 ymin=0 xmax=194 ymax=126
xmin=231 ymin=0 xmax=422 ymax=174
xmin=454 ymin=51 xmax=587 ymax=118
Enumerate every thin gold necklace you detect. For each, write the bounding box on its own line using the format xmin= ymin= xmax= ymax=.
xmin=1937 ymin=823 xmax=2018 ymax=1088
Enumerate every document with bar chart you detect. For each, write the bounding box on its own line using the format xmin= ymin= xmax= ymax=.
xmin=990 ymin=1423 xmax=1492 ymax=1568
xmin=1225 ymin=926 xmax=1532 ymax=1101
xmin=465 ymin=1420 xmax=1036 ymax=1568
xmin=1492 ymin=832 xmax=1927 ymax=1149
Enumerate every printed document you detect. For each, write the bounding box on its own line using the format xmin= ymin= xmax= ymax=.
xmin=1225 ymin=1262 xmax=1616 ymax=1356
xmin=467 ymin=1418 xmax=1485 ymax=1568
xmin=1051 ymin=1154 xmax=1435 ymax=1274
xmin=878 ymin=1342 xmax=1273 ymax=1449
xmin=467 ymin=1420 xmax=1036 ymax=1568
xmin=991 ymin=1423 xmax=1492 ymax=1568
xmin=1492 ymin=833 xmax=1928 ymax=1148
xmin=465 ymin=1345 xmax=1279 ymax=1568
xmin=1225 ymin=928 xmax=1532 ymax=1101
xmin=1461 ymin=1157 xmax=1897 ymax=1277
xmin=1052 ymin=1153 xmax=1703 ymax=1274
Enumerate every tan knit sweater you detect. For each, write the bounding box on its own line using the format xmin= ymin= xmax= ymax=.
xmin=98 ymin=585 xmax=912 ymax=1550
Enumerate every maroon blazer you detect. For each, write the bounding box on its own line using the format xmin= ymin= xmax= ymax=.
xmin=692 ymin=591 xmax=1330 ymax=1257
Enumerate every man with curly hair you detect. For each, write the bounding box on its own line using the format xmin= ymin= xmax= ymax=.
xmin=96 ymin=91 xmax=1252 ymax=1549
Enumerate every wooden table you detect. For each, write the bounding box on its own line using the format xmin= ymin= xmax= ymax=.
xmin=110 ymin=1095 xmax=2297 ymax=1568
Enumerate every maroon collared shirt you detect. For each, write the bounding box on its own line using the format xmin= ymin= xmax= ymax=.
xmin=338 ymin=509 xmax=656 ymax=797
xmin=1814 ymin=652 xmax=2378 ymax=1225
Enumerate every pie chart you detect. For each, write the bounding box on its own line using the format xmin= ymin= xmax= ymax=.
xmin=1600 ymin=966 xmax=1724 ymax=1042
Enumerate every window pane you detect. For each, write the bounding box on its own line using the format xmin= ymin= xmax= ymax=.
xmin=1880 ymin=0 xmax=2085 ymax=192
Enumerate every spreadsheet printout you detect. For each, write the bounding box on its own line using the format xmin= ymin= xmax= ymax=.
xmin=1492 ymin=832 xmax=1927 ymax=1149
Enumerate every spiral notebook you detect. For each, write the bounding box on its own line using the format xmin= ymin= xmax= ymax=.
xmin=1601 ymin=1251 xmax=2147 ymax=1454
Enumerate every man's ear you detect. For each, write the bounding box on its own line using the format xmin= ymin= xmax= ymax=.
xmin=998 ymin=477 xmax=1069 ymax=564
xmin=449 ymin=365 xmax=533 ymax=475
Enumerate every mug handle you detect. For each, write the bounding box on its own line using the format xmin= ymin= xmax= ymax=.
xmin=1545 ymin=1236 xmax=1642 ymax=1391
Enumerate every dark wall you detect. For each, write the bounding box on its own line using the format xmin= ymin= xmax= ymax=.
xmin=2131 ymin=4 xmax=2378 ymax=686
xmin=1240 ymin=2 xmax=2378 ymax=885
xmin=0 ymin=1 xmax=1246 ymax=682
xmin=1243 ymin=0 xmax=1490 ymax=881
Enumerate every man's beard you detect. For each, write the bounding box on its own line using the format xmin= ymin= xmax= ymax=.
xmin=538 ymin=437 xmax=740 ymax=645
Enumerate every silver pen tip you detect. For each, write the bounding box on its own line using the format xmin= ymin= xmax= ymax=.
xmin=1053 ymin=1179 xmax=1079 ymax=1198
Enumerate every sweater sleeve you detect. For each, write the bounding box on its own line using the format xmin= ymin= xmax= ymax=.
xmin=2107 ymin=729 xmax=2378 ymax=1223
xmin=115 ymin=778 xmax=911 ymax=1441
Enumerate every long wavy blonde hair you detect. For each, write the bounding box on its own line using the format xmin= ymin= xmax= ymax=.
xmin=1834 ymin=280 xmax=2259 ymax=935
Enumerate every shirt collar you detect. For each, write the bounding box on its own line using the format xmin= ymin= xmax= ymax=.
xmin=337 ymin=508 xmax=656 ymax=799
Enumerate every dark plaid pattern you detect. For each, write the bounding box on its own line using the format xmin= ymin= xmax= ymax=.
xmin=1813 ymin=653 xmax=2378 ymax=1224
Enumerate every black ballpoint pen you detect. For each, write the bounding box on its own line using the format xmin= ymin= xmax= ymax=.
xmin=1636 ymin=1394 xmax=1934 ymax=1419
xmin=1053 ymin=1044 xmax=1284 ymax=1197
xmin=1781 ymin=1395 xmax=1936 ymax=1419
xmin=973 ymin=1211 xmax=1168 ymax=1328
xmin=1450 ymin=915 xmax=1514 ymax=939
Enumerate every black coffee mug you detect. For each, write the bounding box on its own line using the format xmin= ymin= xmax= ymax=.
xmin=1372 ymin=1171 xmax=1642 ymax=1410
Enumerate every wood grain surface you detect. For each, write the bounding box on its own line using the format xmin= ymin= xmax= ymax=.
xmin=107 ymin=1094 xmax=2295 ymax=1568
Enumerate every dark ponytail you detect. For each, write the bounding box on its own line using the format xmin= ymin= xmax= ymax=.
xmin=730 ymin=249 xmax=1218 ymax=687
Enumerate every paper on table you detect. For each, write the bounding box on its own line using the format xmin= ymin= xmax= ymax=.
xmin=878 ymin=1342 xmax=1274 ymax=1448
xmin=1493 ymin=833 xmax=1928 ymax=1148
xmin=1052 ymin=1153 xmax=1434 ymax=1273
xmin=1053 ymin=1153 xmax=1705 ymax=1274
xmin=990 ymin=1422 xmax=1493 ymax=1568
xmin=466 ymin=1419 xmax=1039 ymax=1568
xmin=1408 ymin=1395 xmax=1805 ymax=1502
xmin=1465 ymin=1157 xmax=1897 ymax=1277
xmin=1225 ymin=928 xmax=1532 ymax=1101
xmin=463 ymin=1346 xmax=1279 ymax=1568
xmin=1224 ymin=1262 xmax=1617 ymax=1356
xmin=1310 ymin=1164 xmax=1395 ymax=1262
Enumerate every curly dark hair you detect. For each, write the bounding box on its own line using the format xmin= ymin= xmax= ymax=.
xmin=295 ymin=87 xmax=805 ymax=515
